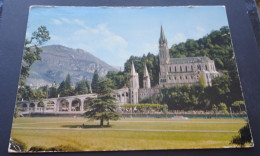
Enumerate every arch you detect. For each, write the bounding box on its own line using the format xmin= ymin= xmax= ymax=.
xmin=59 ymin=99 xmax=69 ymax=112
xmin=205 ymin=65 xmax=208 ymax=70
xmin=29 ymin=103 xmax=35 ymax=107
xmin=37 ymin=101 xmax=44 ymax=107
xmin=191 ymin=65 xmax=193 ymax=71
xmin=185 ymin=66 xmax=188 ymax=72
xmin=180 ymin=66 xmax=182 ymax=72
xmin=175 ymin=66 xmax=177 ymax=72
xmin=22 ymin=103 xmax=28 ymax=111
xmin=71 ymin=98 xmax=81 ymax=111
xmin=46 ymin=101 xmax=55 ymax=111
xmin=29 ymin=103 xmax=35 ymax=111
xmin=22 ymin=103 xmax=27 ymax=108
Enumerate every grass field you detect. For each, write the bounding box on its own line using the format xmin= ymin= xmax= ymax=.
xmin=10 ymin=117 xmax=249 ymax=151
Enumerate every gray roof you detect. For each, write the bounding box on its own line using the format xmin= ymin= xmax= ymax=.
xmin=169 ymin=56 xmax=213 ymax=64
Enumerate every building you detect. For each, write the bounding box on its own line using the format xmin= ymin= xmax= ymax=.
xmin=17 ymin=26 xmax=220 ymax=114
xmin=113 ymin=26 xmax=220 ymax=105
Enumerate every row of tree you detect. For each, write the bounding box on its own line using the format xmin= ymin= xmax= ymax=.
xmin=17 ymin=74 xmax=91 ymax=102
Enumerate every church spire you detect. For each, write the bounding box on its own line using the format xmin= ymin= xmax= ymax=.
xmin=144 ymin=63 xmax=149 ymax=78
xmin=131 ymin=61 xmax=136 ymax=76
xmin=159 ymin=25 xmax=167 ymax=45
xmin=143 ymin=63 xmax=151 ymax=89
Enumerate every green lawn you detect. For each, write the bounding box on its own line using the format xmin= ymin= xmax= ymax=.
xmin=10 ymin=117 xmax=249 ymax=151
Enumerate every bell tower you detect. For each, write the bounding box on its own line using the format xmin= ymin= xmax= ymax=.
xmin=159 ymin=26 xmax=170 ymax=86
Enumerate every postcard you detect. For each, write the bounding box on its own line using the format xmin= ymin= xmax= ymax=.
xmin=9 ymin=6 xmax=253 ymax=152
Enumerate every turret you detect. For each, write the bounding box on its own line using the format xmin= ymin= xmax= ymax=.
xmin=143 ymin=63 xmax=151 ymax=89
xmin=129 ymin=61 xmax=139 ymax=104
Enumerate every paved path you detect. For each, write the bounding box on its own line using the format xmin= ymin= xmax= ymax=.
xmin=12 ymin=127 xmax=238 ymax=133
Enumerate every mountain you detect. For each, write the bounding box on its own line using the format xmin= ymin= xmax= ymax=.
xmin=26 ymin=45 xmax=118 ymax=87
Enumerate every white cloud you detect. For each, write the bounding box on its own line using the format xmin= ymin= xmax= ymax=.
xmin=61 ymin=18 xmax=72 ymax=24
xmin=49 ymin=21 xmax=129 ymax=66
xmin=74 ymin=19 xmax=85 ymax=27
xmin=51 ymin=19 xmax=62 ymax=25
xmin=190 ymin=26 xmax=207 ymax=39
xmin=171 ymin=33 xmax=187 ymax=44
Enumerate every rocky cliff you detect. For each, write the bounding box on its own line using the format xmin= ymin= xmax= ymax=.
xmin=26 ymin=45 xmax=118 ymax=87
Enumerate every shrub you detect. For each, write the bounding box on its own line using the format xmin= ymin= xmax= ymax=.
xmin=230 ymin=123 xmax=253 ymax=147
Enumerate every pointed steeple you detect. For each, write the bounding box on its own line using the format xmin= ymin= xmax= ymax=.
xmin=131 ymin=61 xmax=136 ymax=75
xmin=143 ymin=63 xmax=151 ymax=89
xmin=143 ymin=63 xmax=149 ymax=78
xmin=159 ymin=25 xmax=167 ymax=45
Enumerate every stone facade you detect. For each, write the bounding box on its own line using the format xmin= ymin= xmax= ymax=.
xmin=113 ymin=26 xmax=220 ymax=105
xmin=17 ymin=94 xmax=97 ymax=114
xmin=158 ymin=26 xmax=220 ymax=87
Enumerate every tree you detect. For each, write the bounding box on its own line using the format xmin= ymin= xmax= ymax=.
xmin=48 ymin=87 xmax=58 ymax=98
xmin=14 ymin=106 xmax=19 ymax=118
xmin=17 ymin=85 xmax=35 ymax=102
xmin=74 ymin=80 xmax=88 ymax=95
xmin=231 ymin=123 xmax=253 ymax=147
xmin=91 ymin=70 xmax=99 ymax=93
xmin=212 ymin=104 xmax=218 ymax=117
xmin=38 ymin=99 xmax=45 ymax=107
xmin=85 ymin=78 xmax=120 ymax=127
xmin=58 ymin=74 xmax=74 ymax=97
xmin=19 ymin=26 xmax=50 ymax=86
xmin=219 ymin=102 xmax=229 ymax=115
xmin=58 ymin=81 xmax=65 ymax=97
xmin=232 ymin=101 xmax=245 ymax=113
xmin=209 ymin=74 xmax=231 ymax=107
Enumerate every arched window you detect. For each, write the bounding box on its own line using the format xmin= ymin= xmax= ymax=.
xmin=180 ymin=66 xmax=182 ymax=72
xmin=185 ymin=66 xmax=188 ymax=72
xmin=197 ymin=65 xmax=201 ymax=70
xmin=175 ymin=66 xmax=177 ymax=72
xmin=205 ymin=65 xmax=208 ymax=70
xmin=191 ymin=65 xmax=193 ymax=71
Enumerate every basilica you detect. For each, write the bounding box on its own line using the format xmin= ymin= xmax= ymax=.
xmin=113 ymin=26 xmax=220 ymax=105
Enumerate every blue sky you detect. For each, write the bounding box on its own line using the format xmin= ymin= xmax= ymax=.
xmin=26 ymin=6 xmax=229 ymax=67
